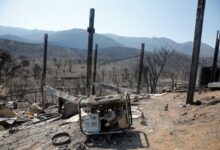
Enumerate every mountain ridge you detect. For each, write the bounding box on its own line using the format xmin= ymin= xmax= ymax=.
xmin=0 ymin=25 xmax=214 ymax=57
xmin=104 ymin=34 xmax=214 ymax=57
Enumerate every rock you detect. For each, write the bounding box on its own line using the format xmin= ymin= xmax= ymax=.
xmin=74 ymin=142 xmax=86 ymax=150
xmin=170 ymin=131 xmax=174 ymax=136
xmin=194 ymin=101 xmax=202 ymax=105
xmin=180 ymin=112 xmax=187 ymax=116
xmin=0 ymin=125 xmax=5 ymax=131
xmin=8 ymin=127 xmax=18 ymax=134
xmin=182 ymin=104 xmax=187 ymax=108
xmin=140 ymin=112 xmax=147 ymax=126
xmin=33 ymin=114 xmax=40 ymax=123
xmin=211 ymin=96 xmax=215 ymax=99
xmin=148 ymin=129 xmax=153 ymax=133
xmin=193 ymin=114 xmax=197 ymax=120
xmin=164 ymin=104 xmax=168 ymax=111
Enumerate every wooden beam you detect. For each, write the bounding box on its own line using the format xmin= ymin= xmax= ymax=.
xmin=186 ymin=0 xmax=206 ymax=104
xmin=136 ymin=43 xmax=145 ymax=94
xmin=42 ymin=34 xmax=48 ymax=105
xmin=92 ymin=44 xmax=98 ymax=95
xmin=93 ymin=82 xmax=135 ymax=94
xmin=43 ymin=86 xmax=77 ymax=103
xmin=211 ymin=30 xmax=220 ymax=82
xmin=86 ymin=8 xmax=95 ymax=97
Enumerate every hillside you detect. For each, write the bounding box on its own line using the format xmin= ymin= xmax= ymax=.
xmin=104 ymin=34 xmax=214 ymax=57
xmin=0 ymin=35 xmax=30 ymax=43
xmin=0 ymin=26 xmax=214 ymax=57
xmin=0 ymin=26 xmax=122 ymax=49
xmin=0 ymin=39 xmax=139 ymax=62
xmin=0 ymin=25 xmax=53 ymax=37
xmin=41 ymin=29 xmax=122 ymax=49
xmin=0 ymin=39 xmax=84 ymax=61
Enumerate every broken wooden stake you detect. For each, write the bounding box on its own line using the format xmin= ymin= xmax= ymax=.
xmin=42 ymin=33 xmax=48 ymax=105
xmin=92 ymin=44 xmax=98 ymax=95
xmin=86 ymin=8 xmax=95 ymax=97
xmin=186 ymin=0 xmax=206 ymax=104
xmin=137 ymin=43 xmax=145 ymax=94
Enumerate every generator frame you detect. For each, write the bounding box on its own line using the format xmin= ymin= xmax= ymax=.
xmin=78 ymin=93 xmax=132 ymax=135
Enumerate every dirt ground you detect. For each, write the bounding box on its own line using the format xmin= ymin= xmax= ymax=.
xmin=0 ymin=90 xmax=220 ymax=150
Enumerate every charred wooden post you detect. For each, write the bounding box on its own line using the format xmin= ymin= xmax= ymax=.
xmin=186 ymin=0 xmax=206 ymax=104
xmin=137 ymin=43 xmax=145 ymax=94
xmin=211 ymin=31 xmax=220 ymax=82
xmin=41 ymin=34 xmax=48 ymax=105
xmin=92 ymin=44 xmax=98 ymax=95
xmin=86 ymin=8 xmax=95 ymax=97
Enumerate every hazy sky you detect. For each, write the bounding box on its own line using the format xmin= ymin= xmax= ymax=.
xmin=0 ymin=0 xmax=219 ymax=46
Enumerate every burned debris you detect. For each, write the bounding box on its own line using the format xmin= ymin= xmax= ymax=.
xmin=0 ymin=0 xmax=220 ymax=149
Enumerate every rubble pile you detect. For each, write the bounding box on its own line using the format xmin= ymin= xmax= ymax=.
xmin=0 ymin=90 xmax=219 ymax=150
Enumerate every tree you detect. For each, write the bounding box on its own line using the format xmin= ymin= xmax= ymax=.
xmin=121 ymin=68 xmax=129 ymax=82
xmin=53 ymin=58 xmax=62 ymax=70
xmin=33 ymin=64 xmax=42 ymax=79
xmin=143 ymin=46 xmax=172 ymax=93
xmin=67 ymin=59 xmax=73 ymax=72
xmin=0 ymin=50 xmax=30 ymax=78
xmin=0 ymin=49 xmax=11 ymax=78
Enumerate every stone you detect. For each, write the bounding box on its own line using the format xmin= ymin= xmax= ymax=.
xmin=140 ymin=112 xmax=147 ymax=126
xmin=180 ymin=112 xmax=187 ymax=116
xmin=164 ymin=104 xmax=168 ymax=111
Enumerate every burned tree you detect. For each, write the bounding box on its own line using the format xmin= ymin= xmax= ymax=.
xmin=161 ymin=51 xmax=191 ymax=91
xmin=0 ymin=49 xmax=30 ymax=79
xmin=0 ymin=49 xmax=11 ymax=78
xmin=53 ymin=58 xmax=62 ymax=70
xmin=33 ymin=64 xmax=42 ymax=79
xmin=143 ymin=47 xmax=172 ymax=93
xmin=67 ymin=59 xmax=73 ymax=72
